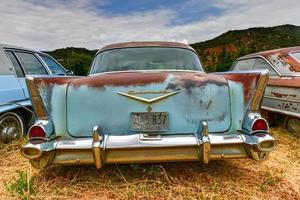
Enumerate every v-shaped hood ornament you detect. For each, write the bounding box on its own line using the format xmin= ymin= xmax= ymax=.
xmin=117 ymin=90 xmax=180 ymax=104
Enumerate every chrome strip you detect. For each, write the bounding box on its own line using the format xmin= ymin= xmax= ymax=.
xmin=45 ymin=133 xmax=247 ymax=150
xmin=264 ymin=95 xmax=300 ymax=104
xmin=261 ymin=106 xmax=300 ymax=118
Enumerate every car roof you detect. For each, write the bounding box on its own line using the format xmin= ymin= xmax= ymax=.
xmin=237 ymin=46 xmax=300 ymax=60
xmin=236 ymin=46 xmax=300 ymax=75
xmin=98 ymin=41 xmax=196 ymax=53
xmin=0 ymin=43 xmax=55 ymax=58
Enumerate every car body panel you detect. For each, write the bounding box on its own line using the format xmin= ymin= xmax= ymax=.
xmin=232 ymin=46 xmax=300 ymax=118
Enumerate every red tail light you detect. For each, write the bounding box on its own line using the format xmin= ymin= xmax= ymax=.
xmin=252 ymin=119 xmax=268 ymax=132
xmin=28 ymin=126 xmax=46 ymax=139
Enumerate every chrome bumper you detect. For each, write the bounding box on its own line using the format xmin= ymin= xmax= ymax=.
xmin=21 ymin=126 xmax=277 ymax=169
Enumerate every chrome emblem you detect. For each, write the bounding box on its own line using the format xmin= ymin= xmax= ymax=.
xmin=117 ymin=90 xmax=180 ymax=104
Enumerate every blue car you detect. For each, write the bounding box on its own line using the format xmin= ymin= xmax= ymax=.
xmin=0 ymin=44 xmax=71 ymax=142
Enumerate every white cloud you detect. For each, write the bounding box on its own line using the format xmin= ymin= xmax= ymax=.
xmin=0 ymin=0 xmax=299 ymax=50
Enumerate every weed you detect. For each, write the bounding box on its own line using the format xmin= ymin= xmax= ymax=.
xmin=259 ymin=170 xmax=285 ymax=192
xmin=5 ymin=170 xmax=35 ymax=200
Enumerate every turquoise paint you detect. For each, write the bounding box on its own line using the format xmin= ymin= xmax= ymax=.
xmin=66 ymin=76 xmax=231 ymax=137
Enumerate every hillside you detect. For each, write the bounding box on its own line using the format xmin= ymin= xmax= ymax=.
xmin=46 ymin=24 xmax=300 ymax=75
xmin=191 ymin=24 xmax=300 ymax=72
xmin=45 ymin=47 xmax=97 ymax=75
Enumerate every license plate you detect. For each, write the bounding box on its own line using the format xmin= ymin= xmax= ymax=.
xmin=131 ymin=112 xmax=168 ymax=131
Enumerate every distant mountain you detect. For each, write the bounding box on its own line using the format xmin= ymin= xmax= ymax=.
xmin=190 ymin=24 xmax=300 ymax=72
xmin=45 ymin=47 xmax=97 ymax=75
xmin=46 ymin=24 xmax=300 ymax=75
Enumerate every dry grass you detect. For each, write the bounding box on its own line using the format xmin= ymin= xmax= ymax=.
xmin=0 ymin=128 xmax=299 ymax=200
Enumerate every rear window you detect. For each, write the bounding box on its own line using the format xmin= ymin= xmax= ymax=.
xmin=91 ymin=47 xmax=203 ymax=74
xmin=233 ymin=59 xmax=255 ymax=70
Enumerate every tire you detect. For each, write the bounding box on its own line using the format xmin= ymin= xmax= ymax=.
xmin=285 ymin=117 xmax=300 ymax=135
xmin=0 ymin=112 xmax=25 ymax=143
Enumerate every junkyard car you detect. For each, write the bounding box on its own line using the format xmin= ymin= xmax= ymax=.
xmin=21 ymin=42 xmax=276 ymax=169
xmin=232 ymin=46 xmax=300 ymax=133
xmin=0 ymin=44 xmax=70 ymax=142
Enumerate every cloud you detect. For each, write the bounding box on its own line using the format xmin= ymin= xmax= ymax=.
xmin=0 ymin=0 xmax=299 ymax=50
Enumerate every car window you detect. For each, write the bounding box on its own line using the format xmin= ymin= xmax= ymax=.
xmin=253 ymin=58 xmax=278 ymax=76
xmin=15 ymin=52 xmax=48 ymax=75
xmin=291 ymin=52 xmax=300 ymax=62
xmin=233 ymin=59 xmax=255 ymax=70
xmin=39 ymin=54 xmax=66 ymax=75
xmin=91 ymin=47 xmax=203 ymax=74
xmin=6 ymin=51 xmax=24 ymax=77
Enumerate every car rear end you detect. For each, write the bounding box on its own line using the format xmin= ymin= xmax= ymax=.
xmin=21 ymin=69 xmax=276 ymax=169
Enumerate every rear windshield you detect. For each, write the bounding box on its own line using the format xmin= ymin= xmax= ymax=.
xmin=90 ymin=47 xmax=203 ymax=74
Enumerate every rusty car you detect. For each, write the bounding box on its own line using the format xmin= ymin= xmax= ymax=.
xmin=0 ymin=44 xmax=71 ymax=142
xmin=232 ymin=46 xmax=300 ymax=133
xmin=21 ymin=41 xmax=276 ymax=169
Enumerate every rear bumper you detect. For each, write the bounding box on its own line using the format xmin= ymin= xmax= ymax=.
xmin=21 ymin=130 xmax=277 ymax=169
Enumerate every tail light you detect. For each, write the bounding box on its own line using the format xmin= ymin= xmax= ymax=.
xmin=252 ymin=118 xmax=268 ymax=132
xmin=28 ymin=126 xmax=46 ymax=143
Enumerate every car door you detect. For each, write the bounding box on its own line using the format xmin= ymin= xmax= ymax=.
xmin=7 ymin=50 xmax=49 ymax=98
xmin=0 ymin=50 xmax=26 ymax=104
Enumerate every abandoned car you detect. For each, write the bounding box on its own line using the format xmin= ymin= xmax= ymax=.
xmin=21 ymin=42 xmax=276 ymax=169
xmin=0 ymin=44 xmax=70 ymax=142
xmin=232 ymin=46 xmax=300 ymax=133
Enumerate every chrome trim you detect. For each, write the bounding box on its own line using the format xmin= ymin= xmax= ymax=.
xmin=21 ymin=143 xmax=42 ymax=159
xmin=118 ymin=90 xmax=180 ymax=104
xmin=89 ymin=69 xmax=205 ymax=77
xmin=264 ymin=95 xmax=300 ymax=104
xmin=27 ymin=125 xmax=48 ymax=141
xmin=139 ymin=134 xmax=162 ymax=140
xmin=261 ymin=106 xmax=300 ymax=118
xmin=250 ymin=118 xmax=269 ymax=134
xmin=22 ymin=130 xmax=277 ymax=169
xmin=92 ymin=126 xmax=103 ymax=169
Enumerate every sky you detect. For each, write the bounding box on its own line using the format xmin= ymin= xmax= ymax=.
xmin=0 ymin=0 xmax=299 ymax=50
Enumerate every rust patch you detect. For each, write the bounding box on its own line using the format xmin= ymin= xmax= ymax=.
xmin=166 ymin=73 xmax=227 ymax=93
xmin=271 ymin=92 xmax=286 ymax=98
xmin=223 ymin=73 xmax=260 ymax=102
xmin=268 ymin=77 xmax=300 ymax=88
xmin=69 ymin=71 xmax=170 ymax=88
xmin=69 ymin=71 xmax=228 ymax=89
xmin=32 ymin=76 xmax=81 ymax=87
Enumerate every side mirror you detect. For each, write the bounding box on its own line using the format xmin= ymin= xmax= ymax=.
xmin=66 ymin=70 xmax=74 ymax=76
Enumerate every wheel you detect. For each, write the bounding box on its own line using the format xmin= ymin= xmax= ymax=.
xmin=285 ymin=117 xmax=300 ymax=134
xmin=249 ymin=149 xmax=270 ymax=161
xmin=0 ymin=112 xmax=25 ymax=143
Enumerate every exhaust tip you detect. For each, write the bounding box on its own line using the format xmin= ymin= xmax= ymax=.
xmin=21 ymin=147 xmax=42 ymax=159
xmin=257 ymin=140 xmax=277 ymax=152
